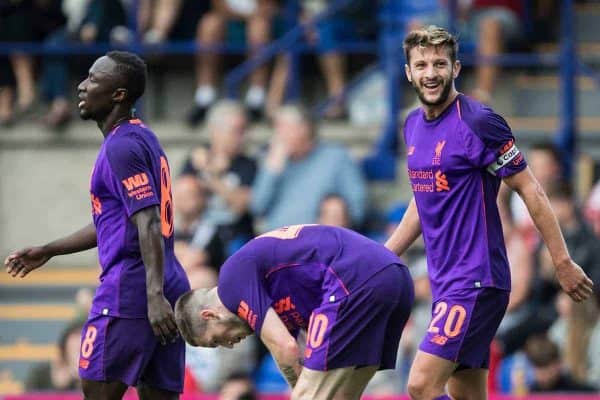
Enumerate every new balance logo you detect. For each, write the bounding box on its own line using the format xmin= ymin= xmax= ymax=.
xmin=435 ymin=170 xmax=450 ymax=192
xmin=121 ymin=173 xmax=149 ymax=191
xmin=274 ymin=296 xmax=296 ymax=314
xmin=430 ymin=334 xmax=448 ymax=345
xmin=237 ymin=300 xmax=257 ymax=330
xmin=432 ymin=140 xmax=446 ymax=165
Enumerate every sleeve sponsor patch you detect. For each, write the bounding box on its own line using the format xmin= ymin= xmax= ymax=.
xmin=487 ymin=141 xmax=521 ymax=176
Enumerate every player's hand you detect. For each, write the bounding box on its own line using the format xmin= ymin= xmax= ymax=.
xmin=147 ymin=294 xmax=179 ymax=345
xmin=4 ymin=247 xmax=51 ymax=278
xmin=556 ymin=259 xmax=594 ymax=303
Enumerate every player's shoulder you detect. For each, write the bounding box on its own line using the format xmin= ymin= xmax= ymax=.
xmin=404 ymin=107 xmax=421 ymax=127
xmin=107 ymin=120 xmax=155 ymax=148
xmin=457 ymin=94 xmax=512 ymax=144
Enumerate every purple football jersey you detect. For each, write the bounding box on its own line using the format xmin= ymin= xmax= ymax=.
xmin=89 ymin=119 xmax=189 ymax=318
xmin=217 ymin=225 xmax=403 ymax=336
xmin=404 ymin=94 xmax=527 ymax=299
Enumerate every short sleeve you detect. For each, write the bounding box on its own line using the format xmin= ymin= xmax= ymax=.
xmin=105 ymin=133 xmax=160 ymax=216
xmin=462 ymin=106 xmax=527 ymax=178
xmin=218 ymin=255 xmax=272 ymax=336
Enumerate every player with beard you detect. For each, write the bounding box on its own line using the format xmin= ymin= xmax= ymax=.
xmin=385 ymin=26 xmax=593 ymax=400
xmin=5 ymin=51 xmax=190 ymax=399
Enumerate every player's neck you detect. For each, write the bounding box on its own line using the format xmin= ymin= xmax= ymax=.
xmin=99 ymin=107 xmax=133 ymax=137
xmin=422 ymin=89 xmax=459 ymax=121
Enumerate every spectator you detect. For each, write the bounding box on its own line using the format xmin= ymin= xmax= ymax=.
xmin=0 ymin=0 xmax=41 ymax=124
xmin=524 ymin=334 xmax=597 ymax=393
xmin=546 ymin=181 xmax=600 ymax=287
xmin=186 ymin=339 xmax=258 ymax=393
xmin=173 ymin=175 xmax=226 ymax=273
xmin=550 ymin=292 xmax=600 ymax=387
xmin=180 ymin=100 xmax=257 ymax=256
xmin=502 ymin=141 xmax=563 ymax=249
xmin=187 ymin=0 xmax=278 ymax=125
xmin=466 ymin=0 xmax=524 ymax=104
xmin=267 ymin=0 xmax=375 ymax=120
xmin=408 ymin=0 xmax=524 ymax=104
xmin=25 ymin=319 xmax=84 ymax=391
xmin=138 ymin=0 xmax=208 ymax=44
xmin=497 ymin=180 xmax=600 ymax=355
xmin=39 ymin=0 xmax=126 ymax=129
xmin=584 ymin=178 xmax=600 ymax=238
xmin=219 ymin=372 xmax=257 ymax=400
xmin=251 ymin=104 xmax=366 ymax=232
xmin=317 ymin=193 xmax=351 ymax=228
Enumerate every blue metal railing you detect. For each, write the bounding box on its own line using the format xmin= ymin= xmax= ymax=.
xmin=0 ymin=0 xmax=582 ymax=181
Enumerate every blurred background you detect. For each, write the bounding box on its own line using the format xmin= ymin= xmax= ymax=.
xmin=1 ymin=0 xmax=600 ymax=398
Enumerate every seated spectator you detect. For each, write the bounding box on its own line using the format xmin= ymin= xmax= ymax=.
xmin=25 ymin=319 xmax=84 ymax=391
xmin=138 ymin=0 xmax=208 ymax=44
xmin=525 ymin=334 xmax=597 ymax=393
xmin=584 ymin=178 xmax=600 ymax=238
xmin=0 ymin=57 xmax=15 ymax=126
xmin=408 ymin=0 xmax=523 ymax=104
xmin=465 ymin=0 xmax=524 ymax=103
xmin=180 ymin=101 xmax=257 ymax=256
xmin=173 ymin=175 xmax=226 ymax=272
xmin=267 ymin=0 xmax=375 ymax=120
xmin=251 ymin=104 xmax=366 ymax=232
xmin=186 ymin=339 xmax=258 ymax=393
xmin=0 ymin=0 xmax=49 ymax=124
xmin=550 ymin=291 xmax=600 ymax=387
xmin=39 ymin=0 xmax=126 ymax=129
xmin=502 ymin=141 xmax=563 ymax=250
xmin=219 ymin=372 xmax=257 ymax=400
xmin=187 ymin=0 xmax=278 ymax=125
xmin=317 ymin=193 xmax=351 ymax=228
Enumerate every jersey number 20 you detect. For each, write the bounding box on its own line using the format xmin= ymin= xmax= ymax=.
xmin=427 ymin=301 xmax=467 ymax=338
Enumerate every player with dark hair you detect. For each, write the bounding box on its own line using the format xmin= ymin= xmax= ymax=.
xmin=5 ymin=51 xmax=190 ymax=399
xmin=385 ymin=26 xmax=593 ymax=400
xmin=175 ymin=224 xmax=414 ymax=399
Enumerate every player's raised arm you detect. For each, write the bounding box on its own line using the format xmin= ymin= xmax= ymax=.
xmin=503 ymin=167 xmax=594 ymax=302
xmin=385 ymin=197 xmax=422 ymax=257
xmin=5 ymin=223 xmax=97 ymax=278
xmin=260 ymin=308 xmax=303 ymax=388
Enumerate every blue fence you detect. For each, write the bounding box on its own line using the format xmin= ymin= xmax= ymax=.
xmin=0 ymin=0 xmax=584 ymax=180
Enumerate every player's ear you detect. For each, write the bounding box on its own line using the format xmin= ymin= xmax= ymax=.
xmin=200 ymin=309 xmax=218 ymax=320
xmin=113 ymin=88 xmax=128 ymax=103
xmin=453 ymin=60 xmax=461 ymax=79
xmin=405 ymin=64 xmax=412 ymax=83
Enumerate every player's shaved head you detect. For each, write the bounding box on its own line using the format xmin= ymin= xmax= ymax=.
xmin=174 ymin=288 xmax=215 ymax=346
xmin=403 ymin=25 xmax=458 ymax=64
xmin=105 ymin=51 xmax=147 ymax=106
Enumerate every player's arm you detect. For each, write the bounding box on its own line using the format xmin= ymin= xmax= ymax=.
xmin=385 ymin=197 xmax=422 ymax=256
xmin=503 ymin=167 xmax=594 ymax=302
xmin=131 ymin=206 xmax=178 ymax=345
xmin=260 ymin=308 xmax=303 ymax=388
xmin=5 ymin=223 xmax=97 ymax=278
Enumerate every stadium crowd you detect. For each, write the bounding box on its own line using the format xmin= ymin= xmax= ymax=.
xmin=2 ymin=0 xmax=600 ymax=398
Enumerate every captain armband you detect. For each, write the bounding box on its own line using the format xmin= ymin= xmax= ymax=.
xmin=486 ymin=142 xmax=521 ymax=176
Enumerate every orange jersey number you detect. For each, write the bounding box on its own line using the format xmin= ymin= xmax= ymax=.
xmin=81 ymin=325 xmax=98 ymax=359
xmin=160 ymin=156 xmax=174 ymax=238
xmin=257 ymin=224 xmax=316 ymax=240
xmin=307 ymin=313 xmax=329 ymax=348
xmin=427 ymin=301 xmax=467 ymax=338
